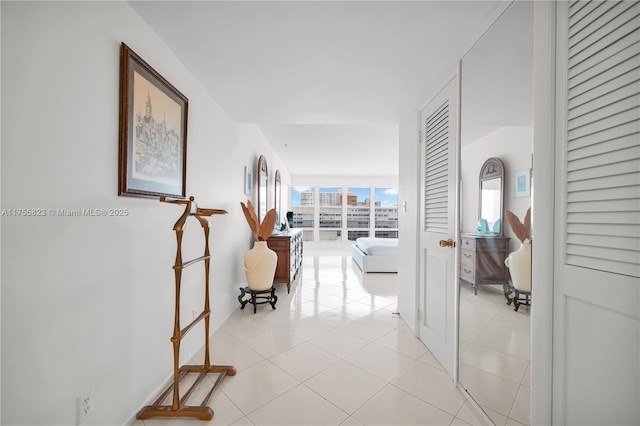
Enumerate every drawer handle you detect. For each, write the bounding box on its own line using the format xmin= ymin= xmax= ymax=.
xmin=464 ymin=253 xmax=471 ymax=258
xmin=464 ymin=268 xmax=471 ymax=273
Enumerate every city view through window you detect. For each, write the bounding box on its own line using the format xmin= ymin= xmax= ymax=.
xmin=290 ymin=186 xmax=398 ymax=242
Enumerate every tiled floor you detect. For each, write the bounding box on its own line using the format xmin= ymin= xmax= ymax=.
xmin=134 ymin=249 xmax=489 ymax=426
xmin=459 ymin=283 xmax=531 ymax=426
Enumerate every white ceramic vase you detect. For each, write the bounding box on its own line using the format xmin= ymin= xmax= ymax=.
xmin=504 ymin=241 xmax=532 ymax=292
xmin=244 ymin=241 xmax=277 ymax=291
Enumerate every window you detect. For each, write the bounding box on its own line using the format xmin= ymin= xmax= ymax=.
xmin=347 ymin=187 xmax=371 ymax=241
xmin=374 ymin=187 xmax=398 ymax=231
xmin=319 ymin=187 xmax=342 ymax=241
xmin=289 ymin=185 xmax=398 ymax=242
xmin=291 ymin=186 xmax=314 ymax=241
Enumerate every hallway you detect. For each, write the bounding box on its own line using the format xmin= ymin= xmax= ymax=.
xmin=134 ymin=249 xmax=487 ymax=425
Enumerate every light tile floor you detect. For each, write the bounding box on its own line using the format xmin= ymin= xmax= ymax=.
xmin=459 ymin=282 xmax=531 ymax=426
xmin=134 ymin=250 xmax=490 ymax=426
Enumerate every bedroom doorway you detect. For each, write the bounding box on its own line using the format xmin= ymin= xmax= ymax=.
xmin=417 ymin=75 xmax=459 ymax=377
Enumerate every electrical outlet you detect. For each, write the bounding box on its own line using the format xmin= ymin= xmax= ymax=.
xmin=76 ymin=389 xmax=93 ymax=425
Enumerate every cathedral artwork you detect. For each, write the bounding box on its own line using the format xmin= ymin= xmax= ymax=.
xmin=133 ymin=76 xmax=181 ymax=184
xmin=119 ymin=43 xmax=188 ymax=199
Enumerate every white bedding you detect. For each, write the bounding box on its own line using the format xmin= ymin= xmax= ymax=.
xmin=355 ymin=237 xmax=398 ymax=256
xmin=352 ymin=237 xmax=398 ymax=273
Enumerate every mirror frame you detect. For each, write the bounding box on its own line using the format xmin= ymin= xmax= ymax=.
xmin=257 ymin=155 xmax=268 ymax=223
xmin=274 ymin=169 xmax=281 ymax=229
xmin=478 ymin=157 xmax=505 ymax=236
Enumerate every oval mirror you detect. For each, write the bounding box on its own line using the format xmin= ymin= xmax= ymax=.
xmin=479 ymin=157 xmax=505 ymax=235
xmin=274 ymin=169 xmax=281 ymax=230
xmin=257 ymin=155 xmax=268 ymax=224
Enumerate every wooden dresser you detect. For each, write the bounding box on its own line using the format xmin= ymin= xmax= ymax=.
xmin=460 ymin=234 xmax=510 ymax=294
xmin=266 ymin=229 xmax=303 ymax=293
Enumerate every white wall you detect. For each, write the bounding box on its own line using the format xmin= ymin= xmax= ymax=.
xmin=0 ymin=2 xmax=288 ymax=425
xmin=461 ymin=126 xmax=533 ymax=251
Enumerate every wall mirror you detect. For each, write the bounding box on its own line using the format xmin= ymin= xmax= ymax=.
xmin=479 ymin=157 xmax=505 ymax=235
xmin=459 ymin=1 xmax=533 ymax=425
xmin=257 ymin=155 xmax=268 ymax=224
xmin=274 ymin=169 xmax=281 ymax=230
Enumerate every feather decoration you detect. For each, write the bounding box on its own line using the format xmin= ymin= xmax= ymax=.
xmin=240 ymin=201 xmax=259 ymax=240
xmin=506 ymin=208 xmax=531 ymax=243
xmin=259 ymin=209 xmax=277 ymax=241
xmin=240 ymin=199 xmax=277 ymax=241
xmin=523 ymin=208 xmax=531 ymax=238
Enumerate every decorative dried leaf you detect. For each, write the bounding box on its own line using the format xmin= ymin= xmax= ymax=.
xmin=247 ymin=200 xmax=259 ymax=230
xmin=240 ymin=202 xmax=258 ymax=240
xmin=506 ymin=210 xmax=528 ymax=243
xmin=259 ymin=209 xmax=277 ymax=240
xmin=523 ymin=207 xmax=531 ymax=238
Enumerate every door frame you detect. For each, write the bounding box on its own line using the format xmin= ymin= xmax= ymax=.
xmin=531 ymin=2 xmax=556 ymax=425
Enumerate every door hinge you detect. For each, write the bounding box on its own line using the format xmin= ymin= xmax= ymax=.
xmin=417 ymin=308 xmax=421 ymax=321
xmin=418 ymin=130 xmax=423 ymax=144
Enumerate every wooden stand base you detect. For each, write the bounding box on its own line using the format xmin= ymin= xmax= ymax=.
xmin=504 ymin=283 xmax=532 ymax=312
xmin=238 ymin=285 xmax=277 ymax=313
xmin=137 ymin=364 xmax=237 ymax=420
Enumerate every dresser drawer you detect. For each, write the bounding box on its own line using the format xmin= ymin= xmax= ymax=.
xmin=461 ymin=250 xmax=475 ymax=264
xmin=461 ymin=237 xmax=476 ymax=251
xmin=460 ymin=262 xmax=475 ymax=282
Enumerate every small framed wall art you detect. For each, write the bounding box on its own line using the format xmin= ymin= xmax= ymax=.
xmin=118 ymin=42 xmax=188 ymax=198
xmin=244 ymin=166 xmax=253 ymax=196
xmin=514 ymin=169 xmax=531 ymax=198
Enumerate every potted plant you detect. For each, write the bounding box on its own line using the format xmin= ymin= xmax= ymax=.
xmin=240 ymin=200 xmax=278 ymax=291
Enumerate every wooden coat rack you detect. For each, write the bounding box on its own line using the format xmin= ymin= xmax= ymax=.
xmin=137 ymin=196 xmax=236 ymax=421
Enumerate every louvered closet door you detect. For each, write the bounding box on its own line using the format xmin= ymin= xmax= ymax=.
xmin=553 ymin=1 xmax=640 ymax=424
xmin=418 ymin=76 xmax=458 ymax=377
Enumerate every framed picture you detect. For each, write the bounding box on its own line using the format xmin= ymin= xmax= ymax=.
xmin=118 ymin=43 xmax=188 ymax=198
xmin=514 ymin=169 xmax=531 ymax=198
xmin=244 ymin=166 xmax=253 ymax=196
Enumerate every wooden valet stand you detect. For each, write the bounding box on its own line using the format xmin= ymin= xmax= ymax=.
xmin=137 ymin=196 xmax=236 ymax=421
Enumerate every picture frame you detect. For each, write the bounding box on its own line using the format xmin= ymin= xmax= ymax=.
xmin=118 ymin=43 xmax=188 ymax=199
xmin=514 ymin=169 xmax=531 ymax=198
xmin=244 ymin=166 xmax=253 ymax=196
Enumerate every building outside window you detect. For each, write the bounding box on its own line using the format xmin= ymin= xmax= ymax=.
xmin=290 ymin=185 xmax=398 ymax=242
xmin=319 ymin=187 xmax=342 ymax=241
xmin=290 ymin=186 xmax=314 ymax=241
xmin=374 ymin=187 xmax=398 ymax=238
xmin=347 ymin=187 xmax=371 ymax=241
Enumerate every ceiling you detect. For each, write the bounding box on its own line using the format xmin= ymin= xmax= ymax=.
xmin=129 ymin=0 xmax=505 ymax=177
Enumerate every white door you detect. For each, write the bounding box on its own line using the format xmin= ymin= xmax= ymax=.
xmin=553 ymin=1 xmax=640 ymax=424
xmin=418 ymin=76 xmax=458 ymax=377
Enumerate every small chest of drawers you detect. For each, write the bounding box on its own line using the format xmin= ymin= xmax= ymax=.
xmin=266 ymin=229 xmax=303 ymax=293
xmin=460 ymin=234 xmax=510 ymax=294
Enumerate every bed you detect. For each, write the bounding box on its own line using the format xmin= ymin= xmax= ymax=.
xmin=351 ymin=237 xmax=398 ymax=273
